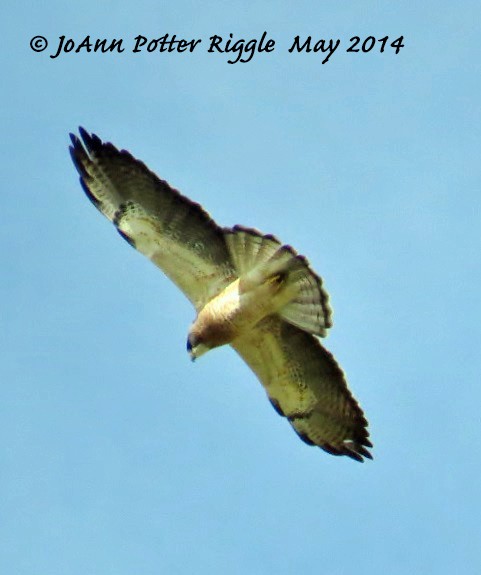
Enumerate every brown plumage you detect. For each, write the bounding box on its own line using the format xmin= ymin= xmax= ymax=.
xmin=70 ymin=128 xmax=372 ymax=462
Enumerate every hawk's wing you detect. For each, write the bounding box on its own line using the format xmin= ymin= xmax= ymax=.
xmin=232 ymin=316 xmax=372 ymax=462
xmin=70 ymin=128 xmax=235 ymax=310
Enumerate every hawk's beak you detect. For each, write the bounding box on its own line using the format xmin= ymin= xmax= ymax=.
xmin=187 ymin=336 xmax=196 ymax=362
xmin=187 ymin=340 xmax=208 ymax=362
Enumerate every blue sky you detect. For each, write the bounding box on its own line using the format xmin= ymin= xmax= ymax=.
xmin=2 ymin=1 xmax=481 ymax=573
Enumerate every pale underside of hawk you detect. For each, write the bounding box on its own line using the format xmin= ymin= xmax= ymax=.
xmin=70 ymin=128 xmax=372 ymax=462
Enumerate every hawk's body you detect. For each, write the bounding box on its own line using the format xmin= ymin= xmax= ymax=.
xmin=70 ymin=128 xmax=372 ymax=462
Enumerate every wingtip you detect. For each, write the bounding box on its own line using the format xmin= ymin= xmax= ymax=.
xmin=68 ymin=144 xmax=77 ymax=163
xmin=78 ymin=125 xmax=90 ymax=142
xmin=356 ymin=445 xmax=373 ymax=461
xmin=320 ymin=437 xmax=373 ymax=462
xmin=72 ymin=126 xmax=109 ymax=151
xmin=344 ymin=447 xmax=373 ymax=463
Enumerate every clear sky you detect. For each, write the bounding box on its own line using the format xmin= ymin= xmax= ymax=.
xmin=2 ymin=1 xmax=481 ymax=574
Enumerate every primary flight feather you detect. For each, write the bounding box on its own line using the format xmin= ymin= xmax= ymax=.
xmin=69 ymin=128 xmax=372 ymax=462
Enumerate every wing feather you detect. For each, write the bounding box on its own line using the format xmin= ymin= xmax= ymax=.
xmin=70 ymin=128 xmax=235 ymax=309
xmin=231 ymin=317 xmax=372 ymax=461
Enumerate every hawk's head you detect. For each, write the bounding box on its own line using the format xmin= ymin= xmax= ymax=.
xmin=186 ymin=332 xmax=210 ymax=362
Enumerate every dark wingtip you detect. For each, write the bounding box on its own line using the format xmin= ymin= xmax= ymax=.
xmin=69 ymin=133 xmax=79 ymax=147
xmin=78 ymin=126 xmax=90 ymax=142
xmin=77 ymin=126 xmax=104 ymax=153
xmin=347 ymin=451 xmax=364 ymax=463
xmin=320 ymin=439 xmax=373 ymax=463
xmin=351 ymin=444 xmax=373 ymax=462
xmin=69 ymin=145 xmax=80 ymax=173
xmin=352 ymin=444 xmax=373 ymax=461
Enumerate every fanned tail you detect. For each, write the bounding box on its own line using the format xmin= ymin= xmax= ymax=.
xmin=225 ymin=225 xmax=332 ymax=336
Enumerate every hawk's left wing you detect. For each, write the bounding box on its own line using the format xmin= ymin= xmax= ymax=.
xmin=70 ymin=128 xmax=236 ymax=310
xmin=232 ymin=316 xmax=372 ymax=462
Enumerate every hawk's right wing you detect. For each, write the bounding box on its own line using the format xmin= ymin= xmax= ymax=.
xmin=70 ymin=128 xmax=236 ymax=310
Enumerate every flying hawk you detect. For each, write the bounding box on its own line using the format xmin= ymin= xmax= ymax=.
xmin=69 ymin=128 xmax=372 ymax=462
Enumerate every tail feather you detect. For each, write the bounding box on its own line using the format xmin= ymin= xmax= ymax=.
xmin=225 ymin=225 xmax=280 ymax=273
xmin=225 ymin=226 xmax=332 ymax=336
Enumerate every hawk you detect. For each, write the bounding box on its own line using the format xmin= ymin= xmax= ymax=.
xmin=70 ymin=128 xmax=372 ymax=462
